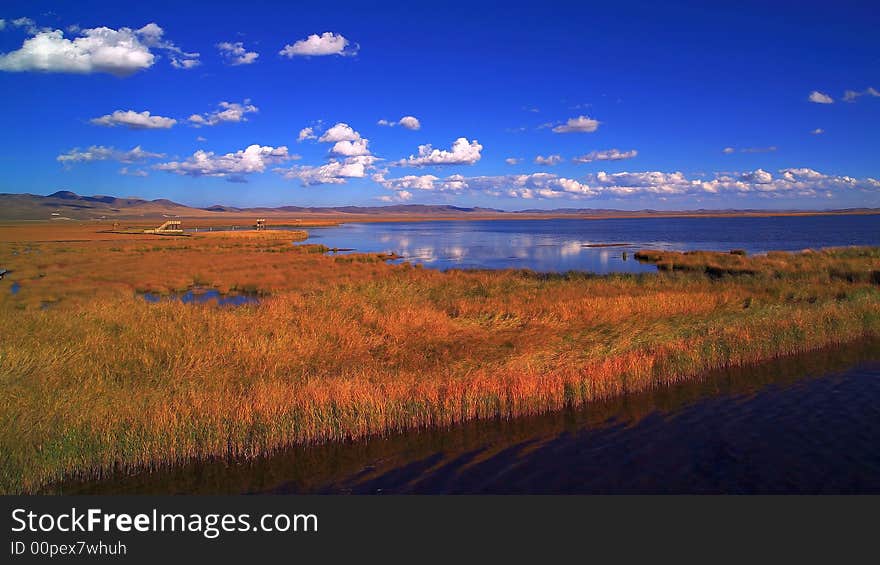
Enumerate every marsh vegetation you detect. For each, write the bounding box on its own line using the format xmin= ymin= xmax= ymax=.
xmin=0 ymin=223 xmax=878 ymax=494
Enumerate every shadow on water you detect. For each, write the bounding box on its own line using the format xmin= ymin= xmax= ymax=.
xmin=53 ymin=340 xmax=880 ymax=494
xmin=139 ymin=288 xmax=259 ymax=307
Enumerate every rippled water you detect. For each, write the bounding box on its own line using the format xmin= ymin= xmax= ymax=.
xmin=305 ymin=215 xmax=880 ymax=273
xmin=54 ymin=341 xmax=880 ymax=494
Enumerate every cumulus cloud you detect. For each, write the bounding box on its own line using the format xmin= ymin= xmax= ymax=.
xmin=811 ymin=128 xmax=824 ymax=135
xmin=808 ymin=91 xmax=834 ymax=104
xmin=378 ymin=173 xmax=469 ymax=194
xmin=573 ymin=149 xmax=638 ymax=163
xmin=1 ymin=26 xmax=151 ymax=75
xmin=842 ymin=87 xmax=880 ymax=102
xmin=279 ymin=32 xmax=358 ymax=57
xmin=0 ymin=22 xmax=199 ymax=75
xmin=505 ymin=157 xmax=521 ymax=165
xmin=154 ymin=144 xmax=295 ymax=180
xmin=57 ymin=145 xmax=165 ymax=167
xmin=396 ymin=137 xmax=482 ymax=167
xmin=534 ymin=154 xmax=562 ymax=166
xmin=216 ymin=41 xmax=259 ymax=65
xmin=313 ymin=122 xmax=372 ymax=156
xmin=188 ymin=100 xmax=258 ymax=127
xmin=280 ymin=123 xmax=377 ymax=184
xmin=277 ymin=155 xmax=378 ymax=185
xmin=551 ymin=115 xmax=600 ymax=133
xmin=331 ymin=138 xmax=371 ymax=157
xmin=377 ymin=115 xmax=421 ymax=130
xmin=318 ymin=123 xmax=361 ymax=143
xmin=90 ymin=110 xmax=176 ymax=129
xmin=375 ymin=168 xmax=878 ymax=201
xmin=297 ymin=127 xmax=317 ymax=142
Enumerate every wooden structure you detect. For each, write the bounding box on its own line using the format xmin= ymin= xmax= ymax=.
xmin=144 ymin=220 xmax=183 ymax=235
xmin=255 ymin=218 xmax=266 ymax=230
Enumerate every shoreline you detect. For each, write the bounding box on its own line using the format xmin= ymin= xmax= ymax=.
xmin=2 ymin=209 xmax=880 ymax=229
xmin=50 ymin=337 xmax=880 ymax=494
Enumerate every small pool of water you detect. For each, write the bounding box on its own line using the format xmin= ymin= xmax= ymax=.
xmin=140 ymin=289 xmax=259 ymax=306
xmin=10 ymin=282 xmax=20 ymax=295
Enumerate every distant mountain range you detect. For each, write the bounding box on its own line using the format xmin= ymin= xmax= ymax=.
xmin=1 ymin=190 xmax=877 ymax=221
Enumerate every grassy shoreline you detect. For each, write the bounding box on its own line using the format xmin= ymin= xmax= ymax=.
xmin=1 ymin=226 xmax=878 ymax=494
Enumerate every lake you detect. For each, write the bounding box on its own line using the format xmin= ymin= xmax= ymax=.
xmin=53 ymin=340 xmax=880 ymax=494
xmin=305 ymin=215 xmax=880 ymax=273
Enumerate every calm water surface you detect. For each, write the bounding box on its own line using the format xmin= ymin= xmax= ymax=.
xmin=307 ymin=215 xmax=880 ymax=273
xmin=56 ymin=341 xmax=880 ymax=494
xmin=140 ymin=289 xmax=259 ymax=306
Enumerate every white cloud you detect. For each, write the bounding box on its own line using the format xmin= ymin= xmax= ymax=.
xmin=551 ymin=115 xmax=600 ymax=133
xmin=378 ymin=190 xmax=413 ymax=202
xmin=297 ymin=127 xmax=317 ymax=142
xmin=188 ymin=100 xmax=258 ymax=127
xmin=396 ymin=137 xmax=482 ymax=167
xmin=57 ymin=145 xmax=165 ymax=167
xmin=808 ymin=91 xmax=833 ymax=104
xmin=318 ymin=123 xmax=360 ymax=142
xmin=534 ymin=154 xmax=562 ymax=166
xmin=277 ymin=155 xmax=378 ymax=185
xmin=811 ymin=128 xmax=824 ymax=135
xmin=217 ymin=41 xmax=259 ymax=65
xmin=0 ymin=22 xmax=198 ymax=76
xmin=722 ymin=146 xmax=777 ymax=154
xmin=378 ymin=115 xmax=421 ymax=130
xmin=154 ymin=144 xmax=295 ymax=180
xmin=739 ymin=169 xmax=773 ymax=184
xmin=573 ymin=149 xmax=638 ymax=163
xmin=137 ymin=22 xmax=200 ymax=70
xmin=842 ymin=87 xmax=879 ymax=102
xmin=90 ymin=110 xmax=176 ymax=129
xmin=10 ymin=17 xmax=39 ymax=34
xmin=171 ymin=58 xmax=200 ymax=69
xmin=505 ymin=157 xmax=521 ymax=165
xmin=375 ymin=168 xmax=879 ymax=201
xmin=281 ymin=123 xmax=377 ymax=184
xmin=279 ymin=32 xmax=358 ymax=57
xmin=119 ymin=167 xmax=149 ymax=177
xmin=196 ymin=136 xmax=207 ymax=142
xmin=331 ymin=138 xmax=370 ymax=157
xmin=313 ymin=122 xmax=372 ymax=156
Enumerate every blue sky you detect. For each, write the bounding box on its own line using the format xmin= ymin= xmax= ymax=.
xmin=1 ymin=1 xmax=878 ymax=210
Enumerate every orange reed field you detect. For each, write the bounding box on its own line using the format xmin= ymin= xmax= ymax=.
xmin=0 ymin=222 xmax=878 ymax=493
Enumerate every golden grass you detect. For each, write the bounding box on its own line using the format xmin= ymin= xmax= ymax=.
xmin=1 ymin=223 xmax=878 ymax=493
